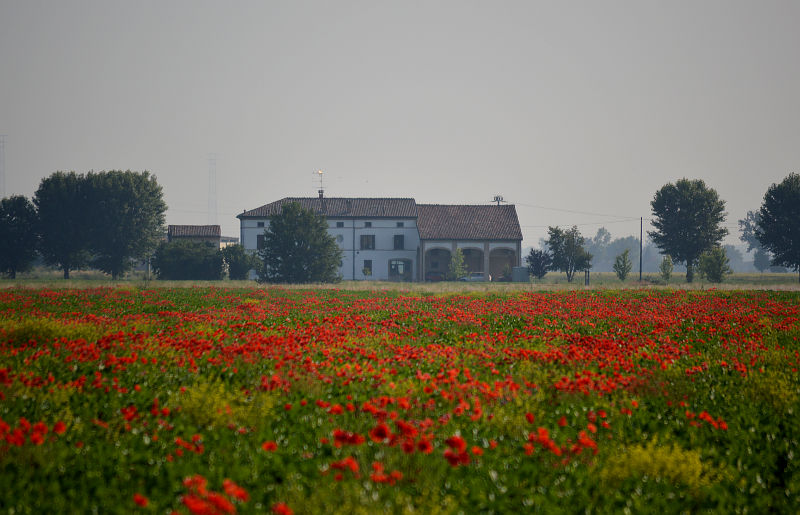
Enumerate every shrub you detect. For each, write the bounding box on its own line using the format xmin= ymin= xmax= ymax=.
xmin=152 ymin=240 xmax=224 ymax=280
xmin=659 ymin=255 xmax=673 ymax=283
xmin=221 ymin=244 xmax=254 ymax=280
xmin=613 ymin=249 xmax=633 ymax=281
xmin=698 ymin=246 xmax=732 ymax=283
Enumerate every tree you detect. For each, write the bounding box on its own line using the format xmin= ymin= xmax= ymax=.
xmin=659 ymin=255 xmax=673 ymax=283
xmin=525 ymin=248 xmax=551 ymax=280
xmin=447 ymin=248 xmax=467 ymax=280
xmin=648 ymin=178 xmax=727 ymax=283
xmin=756 ymin=173 xmax=800 ymax=282
xmin=33 ymin=171 xmax=91 ymax=279
xmin=85 ymin=170 xmax=167 ymax=279
xmin=0 ymin=195 xmax=39 ymax=278
xmin=698 ymin=246 xmax=732 ymax=283
xmin=152 ymin=240 xmax=224 ymax=280
xmin=739 ymin=210 xmax=762 ymax=253
xmin=222 ymin=244 xmax=255 ymax=280
xmin=753 ymin=248 xmax=771 ymax=273
xmin=613 ymin=249 xmax=632 ymax=281
xmin=585 ymin=227 xmax=611 ymax=269
xmin=546 ymin=226 xmax=592 ymax=282
xmin=258 ymin=202 xmax=342 ymax=283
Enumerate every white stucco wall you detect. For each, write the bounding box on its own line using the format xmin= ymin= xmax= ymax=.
xmin=240 ymin=217 xmax=420 ymax=281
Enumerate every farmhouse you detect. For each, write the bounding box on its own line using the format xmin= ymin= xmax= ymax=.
xmin=237 ymin=194 xmax=522 ymax=281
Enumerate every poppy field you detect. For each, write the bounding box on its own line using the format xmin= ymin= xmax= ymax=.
xmin=1 ymin=287 xmax=799 ymax=513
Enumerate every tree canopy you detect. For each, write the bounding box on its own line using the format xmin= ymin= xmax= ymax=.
xmin=648 ymin=178 xmax=727 ymax=282
xmin=756 ymin=172 xmax=800 ymax=282
xmin=0 ymin=195 xmax=39 ymax=278
xmin=525 ymin=248 xmax=552 ymax=280
xmin=447 ymin=248 xmax=467 ymax=280
xmin=86 ymin=170 xmax=166 ymax=279
xmin=613 ymin=249 xmax=632 ymax=281
xmin=698 ymin=246 xmax=732 ymax=283
xmin=257 ymin=202 xmax=342 ymax=283
xmin=152 ymin=240 xmax=224 ymax=280
xmin=546 ymin=226 xmax=591 ymax=282
xmin=33 ymin=171 xmax=91 ymax=279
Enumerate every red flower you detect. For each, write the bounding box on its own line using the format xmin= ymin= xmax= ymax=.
xmin=525 ymin=412 xmax=535 ymax=424
xmin=133 ymin=493 xmax=149 ymax=507
xmin=369 ymin=423 xmax=391 ymax=443
xmin=445 ymin=435 xmax=466 ymax=453
xmin=222 ymin=479 xmax=249 ymax=502
xmin=417 ymin=438 xmax=433 ymax=454
xmin=262 ymin=440 xmax=278 ymax=452
xmin=272 ymin=502 xmax=294 ymax=515
xmin=53 ymin=421 xmax=67 ymax=435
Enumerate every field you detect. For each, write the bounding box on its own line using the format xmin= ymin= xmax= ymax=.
xmin=1 ymin=286 xmax=799 ymax=513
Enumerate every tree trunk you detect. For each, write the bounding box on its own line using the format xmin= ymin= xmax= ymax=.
xmin=686 ymin=262 xmax=694 ymax=283
xmin=63 ymin=267 xmax=70 ymax=280
xmin=9 ymin=270 xmax=15 ymax=279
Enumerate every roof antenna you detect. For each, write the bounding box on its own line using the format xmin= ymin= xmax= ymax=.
xmin=316 ymin=169 xmax=324 ymax=199
xmin=493 ymin=194 xmax=505 ymax=206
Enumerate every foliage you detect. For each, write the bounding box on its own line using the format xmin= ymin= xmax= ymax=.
xmin=659 ymin=255 xmax=673 ymax=283
xmin=649 ymin=178 xmax=727 ymax=282
xmin=152 ymin=240 xmax=224 ymax=280
xmin=753 ymin=248 xmax=772 ymax=273
xmin=613 ymin=249 xmax=633 ymax=281
xmin=600 ymin=438 xmax=731 ymax=494
xmin=221 ymin=244 xmax=255 ymax=280
xmin=258 ymin=202 xmax=342 ymax=283
xmin=739 ymin=210 xmax=763 ymax=253
xmin=546 ymin=225 xmax=592 ymax=282
xmin=1 ymin=288 xmax=799 ymax=512
xmin=447 ymin=248 xmax=467 ymax=280
xmin=0 ymin=195 xmax=39 ymax=278
xmin=33 ymin=171 xmax=91 ymax=279
xmin=84 ymin=170 xmax=167 ymax=279
xmin=698 ymin=246 xmax=732 ymax=283
xmin=756 ymin=173 xmax=800 ymax=281
xmin=525 ymin=248 xmax=552 ymax=279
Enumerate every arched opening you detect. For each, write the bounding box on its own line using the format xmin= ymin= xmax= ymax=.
xmin=489 ymin=248 xmax=516 ymax=281
xmin=460 ymin=247 xmax=484 ymax=274
xmin=424 ymin=248 xmax=450 ymax=281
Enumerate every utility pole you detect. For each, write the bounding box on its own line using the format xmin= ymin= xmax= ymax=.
xmin=208 ymin=154 xmax=217 ymax=225
xmin=639 ymin=217 xmax=643 ymax=281
xmin=0 ymin=135 xmax=6 ymax=198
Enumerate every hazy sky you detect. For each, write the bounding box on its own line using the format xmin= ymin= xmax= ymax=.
xmin=1 ymin=1 xmax=798 ymax=247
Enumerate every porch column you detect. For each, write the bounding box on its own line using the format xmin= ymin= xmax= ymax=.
xmin=483 ymin=241 xmax=490 ymax=280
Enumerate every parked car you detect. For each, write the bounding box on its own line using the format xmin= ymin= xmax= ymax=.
xmin=458 ymin=272 xmax=487 ymax=282
xmin=425 ymin=271 xmax=445 ymax=282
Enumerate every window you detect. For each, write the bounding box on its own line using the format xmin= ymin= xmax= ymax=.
xmin=257 ymin=222 xmax=265 ymax=228
xmin=431 ymin=261 xmax=439 ymax=269
xmin=256 ymin=234 xmax=265 ymax=250
xmin=336 ymin=221 xmax=344 ymax=228
xmin=389 ymin=259 xmax=411 ymax=281
xmin=396 ymin=222 xmax=404 ymax=228
xmin=393 ymin=234 xmax=404 ymax=250
xmin=389 ymin=259 xmax=406 ymax=275
xmin=364 ymin=221 xmax=372 ymax=228
xmin=363 ymin=260 xmax=372 ymax=275
xmin=360 ymin=235 xmax=375 ymax=250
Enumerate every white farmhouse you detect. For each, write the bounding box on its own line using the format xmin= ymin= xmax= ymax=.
xmin=238 ymin=194 xmax=522 ymax=281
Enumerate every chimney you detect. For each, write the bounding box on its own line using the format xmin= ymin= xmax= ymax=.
xmin=318 ymin=189 xmax=324 ymax=199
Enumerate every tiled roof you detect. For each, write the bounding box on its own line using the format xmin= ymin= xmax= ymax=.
xmin=238 ymin=198 xmax=418 ymax=219
xmin=168 ymin=225 xmax=221 ymax=238
xmin=416 ymin=204 xmax=523 ymax=240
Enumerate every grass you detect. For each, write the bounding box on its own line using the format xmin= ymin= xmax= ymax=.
xmin=2 ymin=268 xmax=799 ymax=293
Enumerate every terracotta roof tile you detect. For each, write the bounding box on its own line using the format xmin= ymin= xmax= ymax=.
xmin=168 ymin=225 xmax=221 ymax=238
xmin=238 ymin=198 xmax=417 ymax=218
xmin=416 ymin=205 xmax=522 ymax=240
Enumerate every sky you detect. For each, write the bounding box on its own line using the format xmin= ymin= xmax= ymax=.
xmin=1 ymin=1 xmax=799 ymax=248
